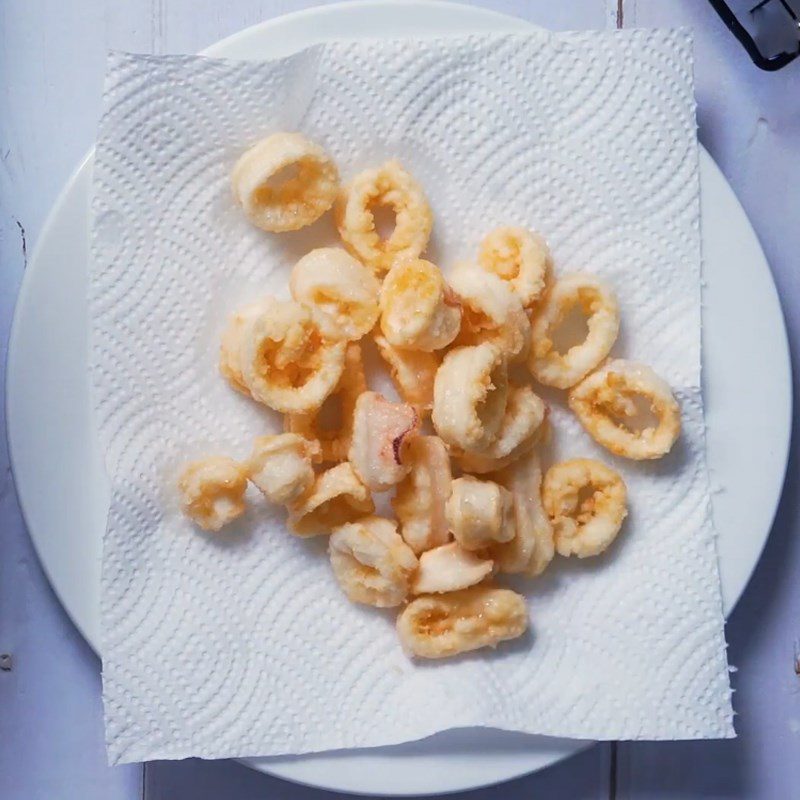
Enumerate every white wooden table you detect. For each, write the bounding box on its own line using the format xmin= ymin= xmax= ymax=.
xmin=2 ymin=1 xmax=799 ymax=797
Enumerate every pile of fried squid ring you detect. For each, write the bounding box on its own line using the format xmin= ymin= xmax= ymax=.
xmin=178 ymin=132 xmax=681 ymax=659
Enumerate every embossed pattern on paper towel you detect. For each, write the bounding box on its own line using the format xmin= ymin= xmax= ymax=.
xmin=91 ymin=30 xmax=733 ymax=764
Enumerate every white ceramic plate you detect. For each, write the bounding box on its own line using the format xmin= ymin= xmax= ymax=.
xmin=6 ymin=1 xmax=792 ymax=795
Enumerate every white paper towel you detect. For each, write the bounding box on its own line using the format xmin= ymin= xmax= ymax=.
xmin=91 ymin=29 xmax=734 ymax=764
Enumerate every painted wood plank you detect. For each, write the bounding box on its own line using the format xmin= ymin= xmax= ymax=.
xmin=0 ymin=486 xmax=143 ymax=800
xmin=618 ymin=1 xmax=800 ymax=797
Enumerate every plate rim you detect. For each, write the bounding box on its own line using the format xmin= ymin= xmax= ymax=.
xmin=5 ymin=0 xmax=792 ymax=795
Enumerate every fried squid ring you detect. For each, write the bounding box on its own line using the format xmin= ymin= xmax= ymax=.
xmin=231 ymin=132 xmax=339 ymax=232
xmin=178 ymin=456 xmax=248 ymax=532
xmin=568 ymin=360 xmax=681 ymax=460
xmin=288 ymin=462 xmax=374 ymax=537
xmin=478 ymin=226 xmax=550 ymax=308
xmin=374 ymin=335 xmax=438 ymax=416
xmin=529 ymin=273 xmax=619 ymax=389
xmin=236 ymin=297 xmax=346 ymax=414
xmin=392 ymin=436 xmax=452 ymax=555
xmin=411 ymin=542 xmax=494 ymax=595
xmin=329 ymin=516 xmax=418 ymax=607
xmin=219 ymin=299 xmax=271 ymax=395
xmin=246 ymin=433 xmax=321 ymax=505
xmin=446 ymin=476 xmax=515 ymax=551
xmin=455 ymin=385 xmax=547 ymax=474
xmin=335 ymin=160 xmax=432 ymax=275
xmin=432 ymin=343 xmax=508 ymax=452
xmin=491 ymin=450 xmax=554 ymax=576
xmin=348 ymin=391 xmax=420 ymax=492
xmin=379 ymin=259 xmax=461 ymax=351
xmin=450 ymin=266 xmax=530 ymax=363
xmin=397 ymin=587 xmax=527 ymax=659
xmin=543 ymin=458 xmax=627 ymax=557
xmin=290 ymin=247 xmax=380 ymax=341
xmin=285 ymin=342 xmax=366 ymax=462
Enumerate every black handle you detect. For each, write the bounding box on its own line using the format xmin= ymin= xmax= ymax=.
xmin=707 ymin=0 xmax=799 ymax=71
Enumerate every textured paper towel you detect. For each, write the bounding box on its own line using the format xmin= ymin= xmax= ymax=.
xmin=91 ymin=30 xmax=734 ymax=764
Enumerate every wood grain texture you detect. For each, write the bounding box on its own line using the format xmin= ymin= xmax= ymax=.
xmin=618 ymin=1 xmax=800 ymax=797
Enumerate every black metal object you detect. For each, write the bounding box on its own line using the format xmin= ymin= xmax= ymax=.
xmin=708 ymin=0 xmax=799 ymax=70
